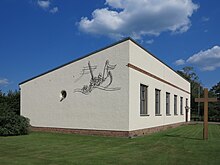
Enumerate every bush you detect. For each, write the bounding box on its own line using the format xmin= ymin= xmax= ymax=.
xmin=0 ymin=111 xmax=30 ymax=136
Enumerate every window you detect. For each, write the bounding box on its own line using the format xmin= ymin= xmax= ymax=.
xmin=174 ymin=95 xmax=178 ymax=115
xmin=155 ymin=89 xmax=161 ymax=115
xmin=186 ymin=98 xmax=189 ymax=122
xmin=166 ymin=92 xmax=170 ymax=115
xmin=140 ymin=84 xmax=148 ymax=115
xmin=180 ymin=97 xmax=183 ymax=115
xmin=186 ymin=98 xmax=189 ymax=111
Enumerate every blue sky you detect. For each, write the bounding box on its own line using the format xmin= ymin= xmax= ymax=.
xmin=0 ymin=0 xmax=219 ymax=92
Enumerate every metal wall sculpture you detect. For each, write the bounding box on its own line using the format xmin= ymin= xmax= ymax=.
xmin=74 ymin=60 xmax=121 ymax=95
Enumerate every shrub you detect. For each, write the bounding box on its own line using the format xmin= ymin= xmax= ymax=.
xmin=0 ymin=111 xmax=30 ymax=136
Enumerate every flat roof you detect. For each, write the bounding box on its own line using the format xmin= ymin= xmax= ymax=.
xmin=19 ymin=37 xmax=190 ymax=85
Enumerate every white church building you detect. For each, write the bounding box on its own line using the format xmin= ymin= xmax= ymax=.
xmin=19 ymin=38 xmax=190 ymax=137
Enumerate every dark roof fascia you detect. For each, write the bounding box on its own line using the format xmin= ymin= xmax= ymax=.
xmin=128 ymin=38 xmax=190 ymax=83
xmin=19 ymin=37 xmax=131 ymax=85
xmin=19 ymin=37 xmax=190 ymax=85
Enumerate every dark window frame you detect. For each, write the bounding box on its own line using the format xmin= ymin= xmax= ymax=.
xmin=174 ymin=95 xmax=178 ymax=115
xmin=166 ymin=92 xmax=171 ymax=115
xmin=186 ymin=98 xmax=189 ymax=111
xmin=155 ymin=89 xmax=161 ymax=115
xmin=180 ymin=97 xmax=183 ymax=115
xmin=140 ymin=84 xmax=149 ymax=116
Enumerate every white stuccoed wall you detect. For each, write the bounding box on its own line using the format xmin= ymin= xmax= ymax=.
xmin=128 ymin=40 xmax=191 ymax=131
xmin=20 ymin=41 xmax=130 ymax=131
xmin=20 ymin=38 xmax=191 ymax=132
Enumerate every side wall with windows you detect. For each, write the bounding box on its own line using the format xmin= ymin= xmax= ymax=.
xmin=20 ymin=41 xmax=130 ymax=131
xmin=128 ymin=41 xmax=191 ymax=131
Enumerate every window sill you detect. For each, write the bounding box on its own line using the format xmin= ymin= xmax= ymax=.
xmin=174 ymin=114 xmax=178 ymax=116
xmin=140 ymin=114 xmax=150 ymax=117
xmin=166 ymin=114 xmax=171 ymax=116
xmin=155 ymin=114 xmax=162 ymax=116
xmin=180 ymin=114 xmax=184 ymax=115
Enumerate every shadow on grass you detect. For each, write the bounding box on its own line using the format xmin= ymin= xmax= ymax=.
xmin=164 ymin=134 xmax=203 ymax=140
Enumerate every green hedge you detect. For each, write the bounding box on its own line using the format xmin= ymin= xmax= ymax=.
xmin=0 ymin=111 xmax=30 ymax=136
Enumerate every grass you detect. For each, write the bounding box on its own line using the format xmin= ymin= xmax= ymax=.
xmin=0 ymin=124 xmax=220 ymax=165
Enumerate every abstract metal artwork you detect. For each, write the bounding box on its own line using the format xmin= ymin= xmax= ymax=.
xmin=74 ymin=60 xmax=121 ymax=95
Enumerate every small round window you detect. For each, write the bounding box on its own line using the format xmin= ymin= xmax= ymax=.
xmin=60 ymin=90 xmax=67 ymax=102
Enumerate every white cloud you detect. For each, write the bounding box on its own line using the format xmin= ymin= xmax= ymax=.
xmin=174 ymin=59 xmax=185 ymax=66
xmin=187 ymin=46 xmax=220 ymax=71
xmin=37 ymin=0 xmax=59 ymax=14
xmin=201 ymin=16 xmax=210 ymax=22
xmin=50 ymin=7 xmax=59 ymax=14
xmin=37 ymin=0 xmax=50 ymax=9
xmin=0 ymin=78 xmax=9 ymax=86
xmin=78 ymin=0 xmax=199 ymax=39
xmin=146 ymin=39 xmax=154 ymax=44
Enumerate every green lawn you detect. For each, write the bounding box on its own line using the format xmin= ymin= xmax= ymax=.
xmin=0 ymin=124 xmax=220 ymax=165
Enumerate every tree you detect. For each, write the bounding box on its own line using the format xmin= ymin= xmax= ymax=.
xmin=6 ymin=90 xmax=20 ymax=115
xmin=177 ymin=66 xmax=203 ymax=117
xmin=177 ymin=66 xmax=199 ymax=82
xmin=210 ymin=82 xmax=220 ymax=95
xmin=209 ymin=82 xmax=220 ymax=121
xmin=0 ymin=90 xmax=29 ymax=136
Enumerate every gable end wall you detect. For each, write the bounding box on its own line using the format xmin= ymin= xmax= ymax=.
xmin=20 ymin=41 xmax=130 ymax=131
